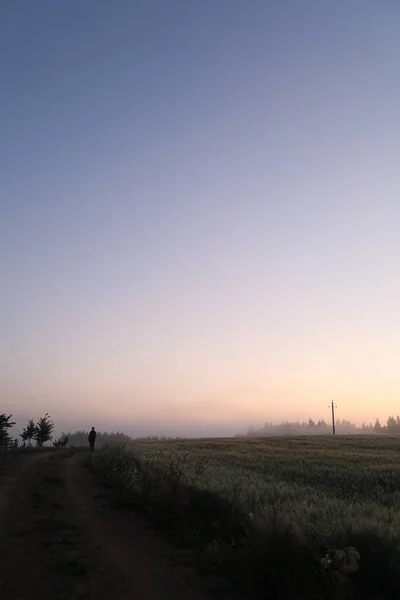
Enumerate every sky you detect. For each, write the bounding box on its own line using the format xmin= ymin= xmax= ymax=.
xmin=1 ymin=1 xmax=400 ymax=436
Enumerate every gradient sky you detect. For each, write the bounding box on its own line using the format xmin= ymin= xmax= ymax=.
xmin=1 ymin=1 xmax=400 ymax=434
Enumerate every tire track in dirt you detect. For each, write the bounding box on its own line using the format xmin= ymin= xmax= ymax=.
xmin=0 ymin=451 xmax=49 ymax=533
xmin=0 ymin=451 xmax=220 ymax=600
xmin=0 ymin=452 xmax=65 ymax=599
xmin=0 ymin=451 xmax=134 ymax=600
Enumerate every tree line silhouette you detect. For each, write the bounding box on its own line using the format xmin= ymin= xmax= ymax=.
xmin=62 ymin=430 xmax=131 ymax=447
xmin=0 ymin=415 xmax=184 ymax=450
xmin=0 ymin=413 xmax=54 ymax=448
xmin=3 ymin=412 xmax=400 ymax=449
xmin=63 ymin=431 xmax=187 ymax=446
xmin=245 ymin=416 xmax=400 ymax=437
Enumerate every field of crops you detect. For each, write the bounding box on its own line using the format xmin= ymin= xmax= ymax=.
xmin=90 ymin=436 xmax=400 ymax=599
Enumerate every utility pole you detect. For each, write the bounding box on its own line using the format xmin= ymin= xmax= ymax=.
xmin=329 ymin=401 xmax=337 ymax=435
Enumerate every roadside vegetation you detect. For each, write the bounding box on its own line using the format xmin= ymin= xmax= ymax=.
xmin=0 ymin=413 xmax=55 ymax=471
xmin=0 ymin=412 xmax=55 ymax=449
xmin=90 ymin=436 xmax=400 ymax=599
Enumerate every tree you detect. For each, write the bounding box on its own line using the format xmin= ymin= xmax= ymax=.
xmin=34 ymin=413 xmax=54 ymax=447
xmin=20 ymin=419 xmax=37 ymax=446
xmin=0 ymin=413 xmax=16 ymax=448
xmin=386 ymin=416 xmax=398 ymax=434
xmin=53 ymin=434 xmax=68 ymax=447
xmin=374 ymin=418 xmax=382 ymax=433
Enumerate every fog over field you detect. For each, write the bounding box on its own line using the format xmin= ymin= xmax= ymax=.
xmin=2 ymin=2 xmax=400 ymax=445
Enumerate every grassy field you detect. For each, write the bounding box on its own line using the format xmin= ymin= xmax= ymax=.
xmin=90 ymin=435 xmax=400 ymax=599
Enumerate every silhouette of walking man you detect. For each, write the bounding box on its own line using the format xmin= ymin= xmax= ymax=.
xmin=88 ymin=426 xmax=96 ymax=452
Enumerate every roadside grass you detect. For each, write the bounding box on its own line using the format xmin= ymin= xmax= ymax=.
xmin=89 ymin=436 xmax=400 ymax=599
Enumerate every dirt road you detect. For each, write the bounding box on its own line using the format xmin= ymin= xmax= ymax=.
xmin=0 ymin=451 xmax=219 ymax=600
